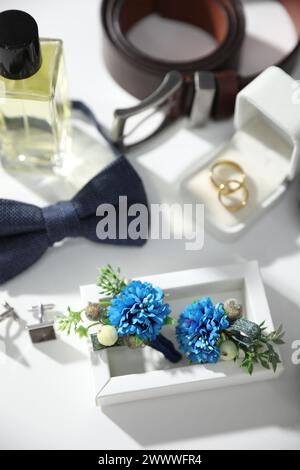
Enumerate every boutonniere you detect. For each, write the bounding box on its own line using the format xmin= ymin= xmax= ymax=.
xmin=176 ymin=297 xmax=284 ymax=374
xmin=57 ymin=265 xmax=181 ymax=363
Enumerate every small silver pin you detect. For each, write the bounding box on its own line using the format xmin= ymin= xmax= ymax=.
xmin=0 ymin=301 xmax=19 ymax=323
xmin=26 ymin=303 xmax=56 ymax=343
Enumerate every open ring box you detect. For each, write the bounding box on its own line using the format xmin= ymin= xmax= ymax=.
xmin=182 ymin=66 xmax=300 ymax=239
xmin=80 ymin=262 xmax=282 ymax=406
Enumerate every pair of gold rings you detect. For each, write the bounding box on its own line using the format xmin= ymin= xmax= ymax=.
xmin=210 ymin=160 xmax=249 ymax=213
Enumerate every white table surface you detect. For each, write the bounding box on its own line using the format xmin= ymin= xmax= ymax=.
xmin=0 ymin=0 xmax=300 ymax=450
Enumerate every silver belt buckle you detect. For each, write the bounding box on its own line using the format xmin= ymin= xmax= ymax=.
xmin=111 ymin=71 xmax=216 ymax=154
xmin=189 ymin=71 xmax=216 ymax=127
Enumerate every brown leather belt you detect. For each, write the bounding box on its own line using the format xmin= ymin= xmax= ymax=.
xmin=101 ymin=0 xmax=300 ymax=150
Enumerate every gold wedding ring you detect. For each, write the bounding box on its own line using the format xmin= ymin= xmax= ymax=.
xmin=210 ymin=160 xmax=249 ymax=212
xmin=210 ymin=160 xmax=246 ymax=189
xmin=218 ymin=179 xmax=249 ymax=213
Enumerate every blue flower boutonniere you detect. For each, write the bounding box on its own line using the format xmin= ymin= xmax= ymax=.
xmin=176 ymin=297 xmax=285 ymax=375
xmin=108 ymin=280 xmax=171 ymax=341
xmin=57 ymin=265 xmax=181 ymax=363
xmin=176 ymin=297 xmax=230 ymax=364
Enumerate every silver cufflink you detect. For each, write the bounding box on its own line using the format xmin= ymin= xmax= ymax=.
xmin=26 ymin=303 xmax=56 ymax=343
xmin=0 ymin=301 xmax=19 ymax=323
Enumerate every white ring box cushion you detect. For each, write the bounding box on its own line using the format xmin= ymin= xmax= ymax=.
xmin=182 ymin=66 xmax=300 ymax=238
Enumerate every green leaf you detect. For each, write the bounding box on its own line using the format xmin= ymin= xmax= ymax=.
xmin=97 ymin=265 xmax=127 ymax=297
xmin=76 ymin=325 xmax=88 ymax=338
xmin=240 ymin=358 xmax=249 ymax=369
xmin=164 ymin=317 xmax=175 ymax=326
xmin=259 ymin=358 xmax=270 ymax=370
xmin=272 ymin=338 xmax=285 ymax=345
xmin=99 ymin=300 xmax=112 ymax=307
xmin=276 ymin=324 xmax=283 ymax=335
xmin=135 ymin=336 xmax=145 ymax=348
xmin=67 ymin=307 xmax=82 ymax=322
xmin=55 ymin=307 xmax=85 ymax=336
xmin=271 ymin=358 xmax=278 ymax=373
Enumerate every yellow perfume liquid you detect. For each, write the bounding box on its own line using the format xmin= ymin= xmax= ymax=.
xmin=0 ymin=11 xmax=70 ymax=172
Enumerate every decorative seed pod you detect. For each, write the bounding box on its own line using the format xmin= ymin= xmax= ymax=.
xmin=85 ymin=302 xmax=106 ymax=321
xmin=224 ymin=298 xmax=242 ymax=320
xmin=123 ymin=335 xmax=140 ymax=349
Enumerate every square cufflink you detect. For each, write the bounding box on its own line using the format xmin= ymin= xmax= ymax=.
xmin=26 ymin=304 xmax=56 ymax=343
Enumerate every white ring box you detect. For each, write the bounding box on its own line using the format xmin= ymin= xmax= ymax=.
xmin=80 ymin=261 xmax=283 ymax=406
xmin=182 ymin=66 xmax=300 ymax=239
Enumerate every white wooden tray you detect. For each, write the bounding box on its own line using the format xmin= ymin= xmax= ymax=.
xmin=80 ymin=261 xmax=283 ymax=406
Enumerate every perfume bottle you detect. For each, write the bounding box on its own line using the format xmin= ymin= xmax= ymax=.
xmin=0 ymin=10 xmax=70 ymax=171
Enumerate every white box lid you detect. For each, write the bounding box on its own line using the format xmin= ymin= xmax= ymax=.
xmin=235 ymin=66 xmax=300 ymax=180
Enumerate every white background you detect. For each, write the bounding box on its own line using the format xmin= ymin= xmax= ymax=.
xmin=0 ymin=0 xmax=300 ymax=450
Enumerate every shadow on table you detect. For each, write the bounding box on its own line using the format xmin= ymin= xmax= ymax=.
xmin=0 ymin=316 xmax=30 ymax=368
xmin=102 ymin=285 xmax=300 ymax=447
xmin=0 ymin=316 xmax=86 ymax=367
xmin=33 ymin=337 xmax=87 ymax=364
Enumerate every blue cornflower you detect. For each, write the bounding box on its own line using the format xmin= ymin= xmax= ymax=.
xmin=107 ymin=280 xmax=171 ymax=341
xmin=176 ymin=297 xmax=230 ymax=363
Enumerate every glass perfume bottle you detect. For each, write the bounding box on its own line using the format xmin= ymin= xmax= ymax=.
xmin=0 ymin=10 xmax=70 ymax=171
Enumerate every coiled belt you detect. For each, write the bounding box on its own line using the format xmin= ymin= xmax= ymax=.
xmin=101 ymin=0 xmax=300 ymax=151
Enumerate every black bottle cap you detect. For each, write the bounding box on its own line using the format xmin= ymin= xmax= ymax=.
xmin=0 ymin=10 xmax=42 ymax=80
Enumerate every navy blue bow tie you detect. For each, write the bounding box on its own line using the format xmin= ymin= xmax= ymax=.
xmin=0 ymin=102 xmax=148 ymax=285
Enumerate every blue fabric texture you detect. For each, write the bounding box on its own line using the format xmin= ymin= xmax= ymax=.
xmin=0 ymin=102 xmax=149 ymax=284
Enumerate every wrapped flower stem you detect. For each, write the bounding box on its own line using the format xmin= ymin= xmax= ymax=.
xmin=151 ymin=334 xmax=182 ymax=363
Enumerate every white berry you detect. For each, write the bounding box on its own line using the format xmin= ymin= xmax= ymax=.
xmin=220 ymin=340 xmax=238 ymax=361
xmin=97 ymin=325 xmax=118 ymax=347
